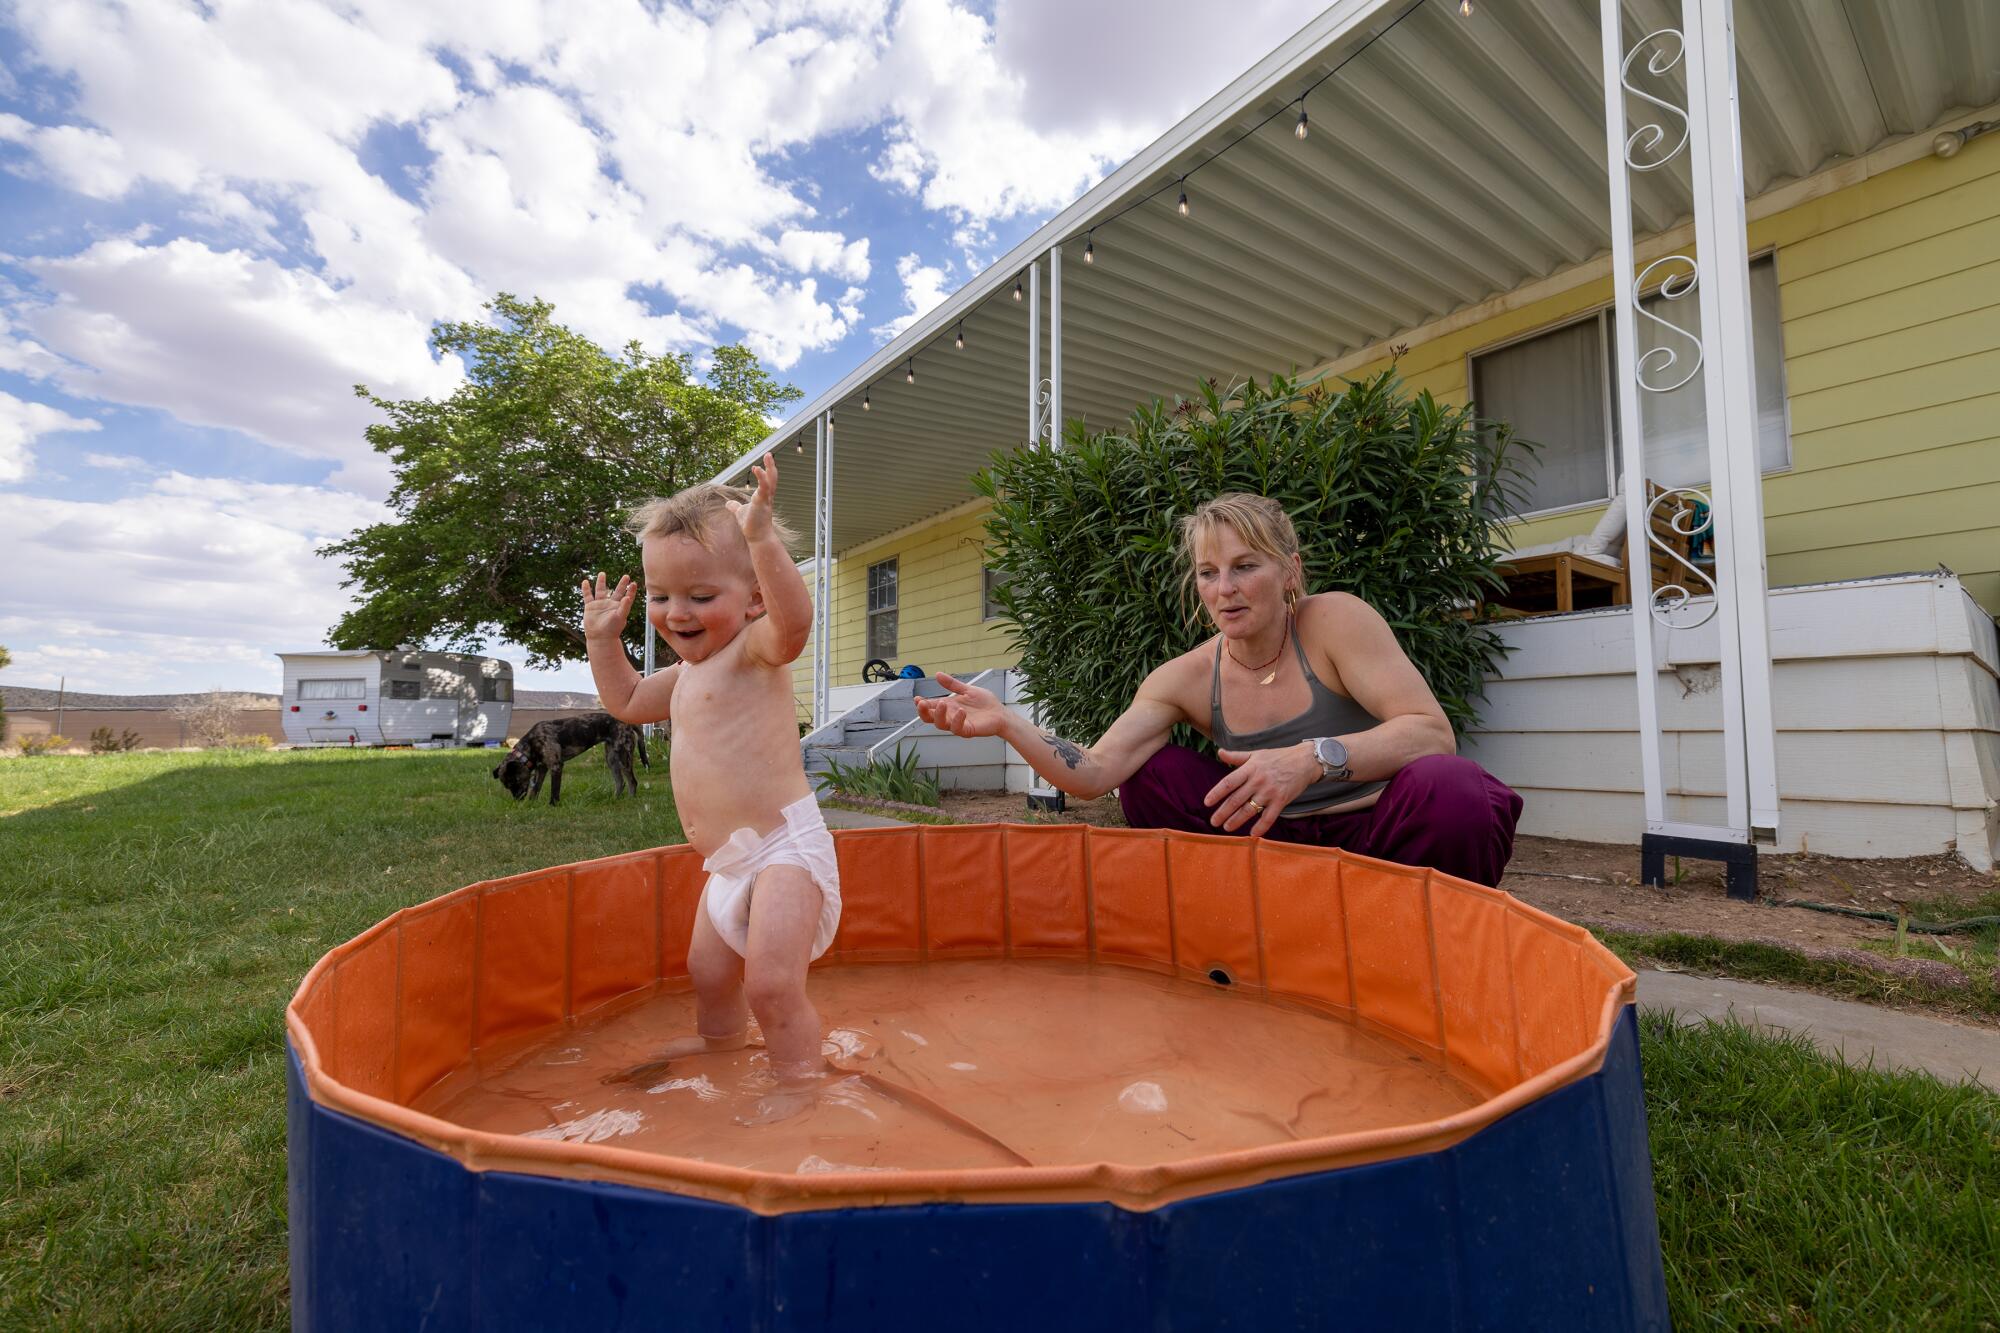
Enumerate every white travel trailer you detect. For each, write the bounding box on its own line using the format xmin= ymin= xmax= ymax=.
xmin=276 ymin=650 xmax=513 ymax=748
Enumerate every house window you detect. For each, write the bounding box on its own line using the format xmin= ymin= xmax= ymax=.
xmin=384 ymin=679 xmax=420 ymax=700
xmin=867 ymin=558 xmax=898 ymax=660
xmin=1472 ymin=254 xmax=1789 ymax=516
xmin=982 ymin=567 xmax=1014 ymax=621
xmin=480 ymin=677 xmax=512 ymax=703
xmin=298 ymin=678 xmax=365 ymax=700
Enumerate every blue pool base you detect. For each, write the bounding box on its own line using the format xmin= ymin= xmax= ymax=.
xmin=287 ymin=1006 xmax=1668 ymax=1331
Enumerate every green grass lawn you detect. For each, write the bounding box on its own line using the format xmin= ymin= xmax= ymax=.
xmin=4 ymin=750 xmax=1997 ymax=1329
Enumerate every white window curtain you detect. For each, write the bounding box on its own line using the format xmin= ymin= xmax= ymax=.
xmin=1474 ymin=256 xmax=1788 ymax=517
xmin=1619 ymin=257 xmax=1789 ymax=488
xmin=1472 ymin=316 xmax=1610 ymax=513
xmin=298 ymin=678 xmax=365 ymax=700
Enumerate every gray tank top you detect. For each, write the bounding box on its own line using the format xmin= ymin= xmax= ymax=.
xmin=1210 ymin=626 xmax=1387 ymax=817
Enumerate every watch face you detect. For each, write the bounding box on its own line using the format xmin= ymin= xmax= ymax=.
xmin=1316 ymin=737 xmax=1347 ymax=770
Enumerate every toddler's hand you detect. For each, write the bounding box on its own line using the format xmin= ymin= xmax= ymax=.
xmin=580 ymin=571 xmax=636 ymax=640
xmin=727 ymin=452 xmax=778 ymax=543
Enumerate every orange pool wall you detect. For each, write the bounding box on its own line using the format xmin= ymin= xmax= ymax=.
xmin=286 ymin=824 xmax=1671 ymax=1330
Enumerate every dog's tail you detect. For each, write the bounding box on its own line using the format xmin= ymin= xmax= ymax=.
xmin=635 ymin=728 xmax=650 ymax=767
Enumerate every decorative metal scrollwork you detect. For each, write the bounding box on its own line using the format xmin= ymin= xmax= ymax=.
xmin=1633 ymin=254 xmax=1704 ymax=393
xmin=1032 ymin=376 xmax=1053 ymax=445
xmin=1648 ymin=485 xmax=1717 ymax=629
xmin=1620 ymin=29 xmax=1690 ymax=172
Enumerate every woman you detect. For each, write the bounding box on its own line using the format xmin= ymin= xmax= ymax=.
xmin=913 ymin=493 xmax=1522 ymax=886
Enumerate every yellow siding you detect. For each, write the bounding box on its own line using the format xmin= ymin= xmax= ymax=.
xmin=802 ymin=139 xmax=2000 ymax=701
xmin=793 ymin=504 xmax=1021 ymax=716
xmin=1330 ymin=142 xmax=2000 ymax=613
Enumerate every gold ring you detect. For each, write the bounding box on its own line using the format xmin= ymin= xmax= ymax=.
xmin=1247 ymin=799 xmax=1264 ymax=812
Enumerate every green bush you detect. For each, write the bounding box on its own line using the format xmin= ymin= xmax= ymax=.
xmin=18 ymin=734 xmax=71 ymax=756
xmin=814 ymin=746 xmax=943 ymax=807
xmin=88 ymin=727 xmax=143 ymax=754
xmin=977 ymin=369 xmax=1529 ymax=746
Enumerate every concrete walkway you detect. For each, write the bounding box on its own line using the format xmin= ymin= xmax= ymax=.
xmin=1639 ymin=970 xmax=2000 ymax=1093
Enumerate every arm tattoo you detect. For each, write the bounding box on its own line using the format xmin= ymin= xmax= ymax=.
xmin=1038 ymin=731 xmax=1084 ymax=770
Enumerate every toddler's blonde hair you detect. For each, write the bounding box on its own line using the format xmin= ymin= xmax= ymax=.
xmin=627 ymin=483 xmax=800 ymax=557
xmin=1177 ymin=492 xmax=1305 ymax=619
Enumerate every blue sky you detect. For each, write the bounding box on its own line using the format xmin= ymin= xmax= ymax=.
xmin=0 ymin=0 xmax=1323 ymax=696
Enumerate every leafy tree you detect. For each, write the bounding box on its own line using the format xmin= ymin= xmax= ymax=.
xmin=978 ymin=369 xmax=1531 ymax=748
xmin=323 ymin=294 xmax=799 ymax=668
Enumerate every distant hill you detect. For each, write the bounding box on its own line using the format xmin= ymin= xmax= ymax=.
xmin=0 ymin=682 xmax=598 ymax=711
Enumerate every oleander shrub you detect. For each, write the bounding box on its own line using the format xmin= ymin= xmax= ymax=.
xmin=977 ymin=368 xmax=1530 ymax=747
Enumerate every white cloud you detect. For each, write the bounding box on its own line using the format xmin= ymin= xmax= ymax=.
xmin=873 ymin=251 xmax=953 ymax=340
xmin=82 ymin=451 xmax=149 ymax=470
xmin=0 ymin=390 xmax=98 ymax=483
xmin=773 ymin=229 xmax=872 ymax=282
xmin=0 ymin=112 xmax=135 ymax=196
xmin=18 ymin=234 xmax=464 ymax=494
xmin=0 ymin=474 xmax=383 ymax=691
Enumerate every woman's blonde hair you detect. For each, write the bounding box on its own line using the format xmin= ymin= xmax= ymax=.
xmin=1177 ymin=492 xmax=1305 ymax=621
xmin=627 ymin=483 xmax=800 ymax=557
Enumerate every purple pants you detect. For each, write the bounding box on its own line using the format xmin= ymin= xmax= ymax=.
xmin=1117 ymin=746 xmax=1524 ymax=887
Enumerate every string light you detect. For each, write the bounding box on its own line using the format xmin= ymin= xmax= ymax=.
xmin=1083 ymin=232 xmax=1095 ymax=264
xmin=861 ymin=387 xmax=871 ymax=410
xmin=905 ymin=359 xmax=916 ymax=384
xmin=1013 ymin=277 xmax=1023 ymax=301
xmin=1177 ymin=178 xmax=1189 ymax=217
xmin=795 ymin=438 xmax=803 ymax=453
xmin=1458 ymin=0 xmax=1472 ymax=15
xmin=955 ymin=322 xmax=965 ymax=349
xmin=1294 ymin=104 xmax=1309 ymax=140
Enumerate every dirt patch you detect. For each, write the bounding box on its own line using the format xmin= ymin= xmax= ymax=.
xmin=936 ymin=791 xmax=1997 ymax=958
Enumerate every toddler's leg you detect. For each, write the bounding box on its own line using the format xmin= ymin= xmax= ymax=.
xmin=743 ymin=864 xmax=825 ymax=1075
xmin=602 ymin=892 xmax=745 ymax=1084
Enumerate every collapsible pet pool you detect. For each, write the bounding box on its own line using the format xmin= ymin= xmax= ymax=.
xmin=286 ymin=824 xmax=1668 ymax=1330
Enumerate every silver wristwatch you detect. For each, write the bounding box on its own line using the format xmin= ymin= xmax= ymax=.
xmin=1311 ymin=736 xmax=1352 ymax=782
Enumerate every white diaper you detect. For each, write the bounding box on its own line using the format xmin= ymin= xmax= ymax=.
xmin=701 ymin=794 xmax=843 ymax=960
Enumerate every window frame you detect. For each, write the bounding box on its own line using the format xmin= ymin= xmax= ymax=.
xmin=866 ymin=557 xmax=899 ymax=661
xmin=981 ymin=566 xmax=1013 ymax=622
xmin=1465 ymin=248 xmax=1793 ymax=523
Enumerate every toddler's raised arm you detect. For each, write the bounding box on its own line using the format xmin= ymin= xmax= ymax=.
xmin=730 ymin=454 xmax=813 ymax=667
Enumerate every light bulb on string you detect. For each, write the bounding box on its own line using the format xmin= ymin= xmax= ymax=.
xmin=1458 ymin=0 xmax=1472 ymax=15
xmin=1177 ymin=178 xmax=1189 ymax=217
xmin=794 ymin=438 xmax=803 ymax=454
xmin=955 ymin=322 xmax=965 ymax=350
xmin=1295 ymin=105 xmax=1309 ymax=140
xmin=1013 ymin=277 xmax=1023 ymax=301
xmin=861 ymin=387 xmax=871 ymax=411
xmin=905 ymin=359 xmax=915 ymax=384
xmin=1083 ymin=232 xmax=1095 ymax=264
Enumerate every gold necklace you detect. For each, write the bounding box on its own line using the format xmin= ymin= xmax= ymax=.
xmin=1225 ymin=616 xmax=1289 ymax=686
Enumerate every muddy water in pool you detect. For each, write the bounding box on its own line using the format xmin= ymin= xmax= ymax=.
xmin=412 ymin=960 xmax=1483 ymax=1174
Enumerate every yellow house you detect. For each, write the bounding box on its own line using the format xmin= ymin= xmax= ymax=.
xmin=718 ymin=0 xmax=2000 ymax=866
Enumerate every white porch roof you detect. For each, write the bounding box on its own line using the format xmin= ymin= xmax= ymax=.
xmin=716 ymin=0 xmax=1999 ymax=554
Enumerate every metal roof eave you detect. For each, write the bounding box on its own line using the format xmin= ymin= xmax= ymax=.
xmin=710 ymin=0 xmax=1404 ymax=486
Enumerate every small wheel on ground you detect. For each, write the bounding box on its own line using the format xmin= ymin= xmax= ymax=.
xmin=861 ymin=659 xmax=897 ymax=683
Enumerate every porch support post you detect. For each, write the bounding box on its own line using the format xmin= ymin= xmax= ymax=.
xmin=1683 ymin=0 xmax=1780 ymax=841
xmin=813 ymin=411 xmax=832 ymax=730
xmin=1027 ymin=260 xmax=1041 ymax=443
xmin=641 ymin=598 xmax=657 ymax=744
xmin=1598 ymin=0 xmax=1668 ymax=837
xmin=1050 ymin=245 xmax=1062 ymax=445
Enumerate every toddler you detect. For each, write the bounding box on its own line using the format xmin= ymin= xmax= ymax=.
xmin=582 ymin=453 xmax=839 ymax=1121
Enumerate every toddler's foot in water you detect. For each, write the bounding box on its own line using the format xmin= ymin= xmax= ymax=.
xmin=737 ymin=1057 xmax=830 ymax=1127
xmin=600 ymin=1030 xmax=749 ymax=1086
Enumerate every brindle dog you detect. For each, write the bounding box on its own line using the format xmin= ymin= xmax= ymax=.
xmin=492 ymin=712 xmax=649 ymax=805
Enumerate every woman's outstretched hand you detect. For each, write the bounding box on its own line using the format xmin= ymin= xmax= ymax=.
xmin=913 ymin=672 xmax=1008 ymax=737
xmin=1205 ymin=743 xmax=1320 ymax=837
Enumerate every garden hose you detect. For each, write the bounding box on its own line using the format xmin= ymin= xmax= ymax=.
xmin=1778 ymin=899 xmax=2000 ymax=935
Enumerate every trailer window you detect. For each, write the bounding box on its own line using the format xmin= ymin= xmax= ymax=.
xmin=480 ymin=678 xmax=512 ymax=703
xmin=385 ymin=680 xmax=420 ymax=700
xmin=299 ymin=678 xmax=366 ymax=700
